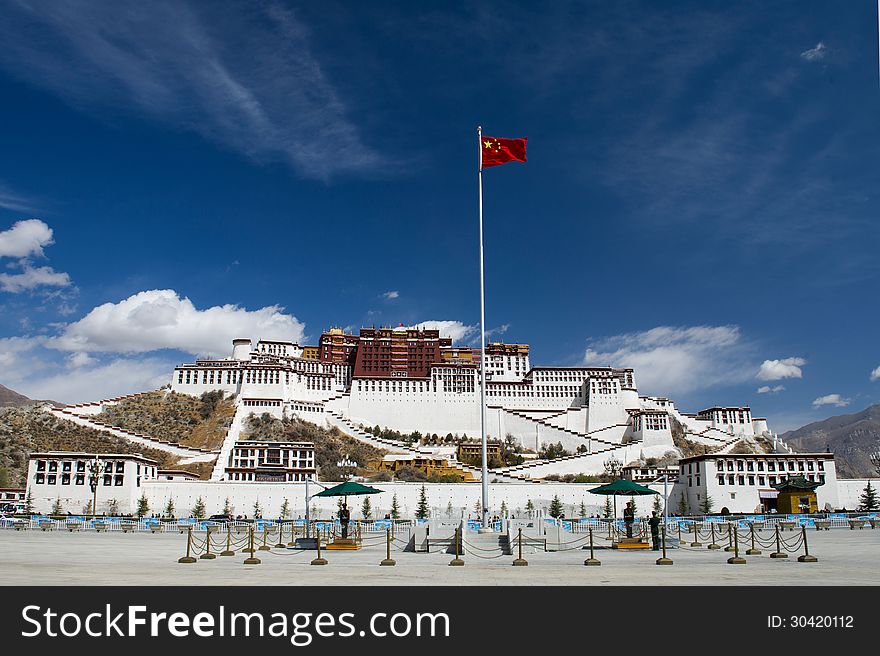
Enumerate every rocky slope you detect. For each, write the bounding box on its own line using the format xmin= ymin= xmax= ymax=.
xmin=782 ymin=404 xmax=880 ymax=478
xmin=0 ymin=405 xmax=193 ymax=487
xmin=95 ymin=390 xmax=234 ymax=450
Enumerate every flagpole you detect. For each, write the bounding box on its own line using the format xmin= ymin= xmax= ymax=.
xmin=477 ymin=125 xmax=489 ymax=530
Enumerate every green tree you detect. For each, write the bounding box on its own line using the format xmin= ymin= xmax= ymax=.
xmin=82 ymin=500 xmax=93 ymax=516
xmin=698 ymin=495 xmax=714 ymax=516
xmin=106 ymin=498 xmax=120 ymax=516
xmin=859 ymin=481 xmax=879 ymax=511
xmin=526 ymin=499 xmax=535 ymax=518
xmin=578 ymin=500 xmax=588 ymax=519
xmin=390 ymin=493 xmax=401 ymax=520
xmin=51 ymin=497 xmax=64 ymax=516
xmin=361 ymin=497 xmax=373 ymax=520
xmin=164 ymin=498 xmax=175 ymax=519
xmin=652 ymin=494 xmax=663 ymax=515
xmin=548 ymin=495 xmax=564 ymax=519
xmin=24 ymin=489 xmax=34 ymax=514
xmin=137 ymin=494 xmax=149 ymax=518
xmin=474 ymin=498 xmax=482 ymax=515
xmin=253 ymin=499 xmax=263 ymax=519
xmin=191 ymin=497 xmax=206 ymax=519
xmin=222 ymin=497 xmax=232 ymax=515
xmin=280 ymin=498 xmax=291 ymax=520
xmin=676 ymin=494 xmax=689 ymax=516
xmin=415 ymin=485 xmax=429 ymax=519
xmin=500 ymin=500 xmax=509 ymax=518
xmin=603 ymin=497 xmax=613 ymax=519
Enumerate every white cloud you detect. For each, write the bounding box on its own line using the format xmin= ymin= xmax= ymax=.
xmin=812 ymin=394 xmax=849 ymax=408
xmin=757 ymin=385 xmax=785 ymax=394
xmin=756 ymin=357 xmax=806 ymax=381
xmin=407 ymin=320 xmax=478 ymax=343
xmin=870 ymin=366 xmax=880 ymax=382
xmin=0 ymin=219 xmax=55 ymax=258
xmin=381 ymin=290 xmax=399 ymax=300
xmin=14 ymin=357 xmax=174 ymax=404
xmin=800 ymin=42 xmax=827 ymax=62
xmin=583 ymin=325 xmax=754 ymax=395
xmin=0 ymin=264 xmax=72 ymax=293
xmin=0 ymin=1 xmax=384 ymax=181
xmin=0 ymin=186 xmax=37 ymax=213
xmin=66 ymin=352 xmax=97 ymax=369
xmin=48 ymin=289 xmax=306 ymax=357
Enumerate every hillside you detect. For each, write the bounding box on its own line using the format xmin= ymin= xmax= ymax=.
xmin=243 ymin=412 xmax=386 ymax=482
xmin=782 ymin=404 xmax=880 ymax=478
xmin=95 ymin=390 xmax=234 ymax=450
xmin=0 ymin=405 xmax=200 ymax=488
xmin=0 ymin=383 xmax=59 ymax=409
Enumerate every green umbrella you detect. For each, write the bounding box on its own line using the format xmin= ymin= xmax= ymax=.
xmin=589 ymin=479 xmax=659 ymax=496
xmin=589 ymin=479 xmax=659 ymax=521
xmin=312 ymin=481 xmax=384 ymax=498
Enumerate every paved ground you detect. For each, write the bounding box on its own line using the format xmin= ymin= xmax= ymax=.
xmin=0 ymin=528 xmax=877 ymax=585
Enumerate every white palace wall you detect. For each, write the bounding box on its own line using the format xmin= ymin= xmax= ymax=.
xmin=135 ymin=480 xmax=669 ymax=520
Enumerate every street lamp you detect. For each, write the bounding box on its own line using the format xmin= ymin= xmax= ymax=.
xmin=87 ymin=456 xmax=106 ymax=520
xmin=304 ymin=478 xmax=330 ymax=539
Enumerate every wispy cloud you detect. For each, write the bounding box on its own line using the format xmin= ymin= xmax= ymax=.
xmin=757 ymin=385 xmax=785 ymax=394
xmin=583 ymin=325 xmax=756 ymax=396
xmin=800 ymin=42 xmax=827 ymax=62
xmin=0 ymin=185 xmax=38 ymax=213
xmin=812 ymin=393 xmax=849 ymax=408
xmin=0 ymin=1 xmax=385 ymax=181
xmin=380 ymin=290 xmax=399 ymax=300
xmin=756 ymin=357 xmax=806 ymax=381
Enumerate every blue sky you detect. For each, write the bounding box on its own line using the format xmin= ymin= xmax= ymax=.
xmin=0 ymin=0 xmax=878 ymax=430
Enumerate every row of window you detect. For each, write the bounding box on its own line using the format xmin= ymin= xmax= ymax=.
xmin=34 ymin=473 xmax=127 ymax=487
xmin=715 ymin=459 xmax=824 ymax=473
xmin=717 ymin=473 xmax=826 ymax=486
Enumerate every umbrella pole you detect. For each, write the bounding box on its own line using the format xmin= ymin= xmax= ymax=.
xmin=613 ymin=496 xmax=618 ymax=543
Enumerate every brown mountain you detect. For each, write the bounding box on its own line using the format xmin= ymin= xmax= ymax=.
xmin=0 ymin=383 xmax=35 ymax=408
xmin=781 ymin=404 xmax=880 ymax=478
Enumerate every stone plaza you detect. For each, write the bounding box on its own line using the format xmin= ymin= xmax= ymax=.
xmin=1 ymin=527 xmax=877 ymax=586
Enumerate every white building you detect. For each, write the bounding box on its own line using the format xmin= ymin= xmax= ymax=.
xmin=675 ymin=452 xmax=839 ymax=514
xmin=225 ymin=440 xmax=316 ymax=482
xmin=27 ymin=452 xmax=159 ymax=515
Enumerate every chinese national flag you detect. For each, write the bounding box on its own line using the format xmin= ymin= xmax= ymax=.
xmin=481 ymin=136 xmax=527 ymax=168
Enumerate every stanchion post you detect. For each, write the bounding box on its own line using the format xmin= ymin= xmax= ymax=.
xmin=656 ymin=525 xmax=673 ymax=565
xmin=178 ymin=527 xmax=197 ymax=563
xmin=707 ymin=522 xmax=720 ymax=550
xmin=584 ymin=527 xmax=600 ymax=566
xmin=746 ymin=523 xmax=761 ymax=555
xmin=243 ymin=526 xmax=261 ymax=565
xmin=200 ymin=527 xmax=216 ymax=560
xmin=513 ymin=527 xmax=528 ymax=566
xmin=220 ymin=524 xmax=235 ymax=556
xmin=797 ymin=525 xmax=818 ymax=562
xmin=311 ymin=533 xmax=328 ymax=565
xmin=770 ymin=524 xmax=787 ymax=559
xmin=275 ymin=523 xmax=285 ymax=549
xmin=449 ymin=527 xmax=464 ymax=566
xmin=380 ymin=528 xmax=396 ymax=566
xmin=259 ymin=526 xmax=271 ymax=551
xmin=727 ymin=526 xmax=746 ymax=564
xmin=724 ymin=524 xmax=735 ymax=552
xmin=690 ymin=523 xmax=702 ymax=547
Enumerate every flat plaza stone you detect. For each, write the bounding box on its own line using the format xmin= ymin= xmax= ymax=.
xmin=0 ymin=529 xmax=877 ymax=586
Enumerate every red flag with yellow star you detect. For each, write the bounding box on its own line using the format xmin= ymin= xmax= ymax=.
xmin=481 ymin=136 xmax=527 ymax=168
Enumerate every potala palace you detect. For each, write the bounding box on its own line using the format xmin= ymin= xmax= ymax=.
xmin=169 ymin=326 xmax=773 ymax=481
xmin=35 ymin=325 xmax=874 ymax=518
